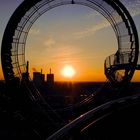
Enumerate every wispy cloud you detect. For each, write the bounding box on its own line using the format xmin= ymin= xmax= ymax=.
xmin=29 ymin=28 xmax=40 ymax=35
xmin=85 ymin=11 xmax=100 ymax=19
xmin=44 ymin=36 xmax=56 ymax=48
xmin=74 ymin=20 xmax=109 ymax=39
xmin=74 ymin=0 xmax=140 ymax=39
xmin=122 ymin=0 xmax=140 ymax=17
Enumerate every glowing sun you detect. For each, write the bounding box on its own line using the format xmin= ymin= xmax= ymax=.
xmin=61 ymin=65 xmax=76 ymax=78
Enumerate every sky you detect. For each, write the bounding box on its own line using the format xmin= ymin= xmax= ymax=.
xmin=0 ymin=0 xmax=140 ymax=82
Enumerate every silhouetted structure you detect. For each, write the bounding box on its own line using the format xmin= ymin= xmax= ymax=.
xmin=33 ymin=69 xmax=45 ymax=85
xmin=22 ymin=61 xmax=29 ymax=82
xmin=47 ymin=68 xmax=54 ymax=86
xmin=0 ymin=0 xmax=140 ymax=139
xmin=1 ymin=0 xmax=139 ymax=88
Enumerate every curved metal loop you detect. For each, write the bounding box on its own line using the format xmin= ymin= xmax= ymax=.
xmin=1 ymin=0 xmax=139 ymax=86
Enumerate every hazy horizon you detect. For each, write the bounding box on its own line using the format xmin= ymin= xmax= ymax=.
xmin=0 ymin=0 xmax=140 ymax=82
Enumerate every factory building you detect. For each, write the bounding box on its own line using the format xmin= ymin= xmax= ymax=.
xmin=47 ymin=68 xmax=54 ymax=86
xmin=33 ymin=69 xmax=45 ymax=85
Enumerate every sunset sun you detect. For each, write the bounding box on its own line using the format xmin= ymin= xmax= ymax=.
xmin=61 ymin=65 xmax=76 ymax=78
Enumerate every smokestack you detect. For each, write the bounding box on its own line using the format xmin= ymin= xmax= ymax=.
xmin=41 ymin=69 xmax=42 ymax=74
xmin=50 ymin=68 xmax=51 ymax=74
xmin=26 ymin=61 xmax=29 ymax=74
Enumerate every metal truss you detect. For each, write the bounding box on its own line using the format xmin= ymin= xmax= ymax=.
xmin=1 ymin=0 xmax=139 ymax=86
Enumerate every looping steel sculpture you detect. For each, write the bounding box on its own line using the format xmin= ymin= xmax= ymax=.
xmin=1 ymin=0 xmax=139 ymax=86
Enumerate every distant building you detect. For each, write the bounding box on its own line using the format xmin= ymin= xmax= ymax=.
xmin=47 ymin=68 xmax=54 ymax=86
xmin=33 ymin=69 xmax=45 ymax=85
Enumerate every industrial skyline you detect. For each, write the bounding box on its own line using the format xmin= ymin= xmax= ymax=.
xmin=0 ymin=1 xmax=140 ymax=139
xmin=0 ymin=0 xmax=140 ymax=82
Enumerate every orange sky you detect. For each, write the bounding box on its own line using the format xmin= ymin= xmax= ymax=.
xmin=25 ymin=6 xmax=140 ymax=82
xmin=0 ymin=3 xmax=140 ymax=82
